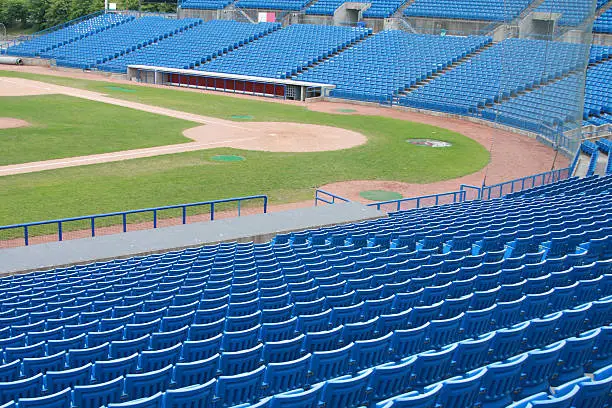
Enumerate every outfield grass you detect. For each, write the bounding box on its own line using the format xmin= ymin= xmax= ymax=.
xmin=0 ymin=95 xmax=194 ymax=165
xmin=0 ymin=70 xmax=490 ymax=226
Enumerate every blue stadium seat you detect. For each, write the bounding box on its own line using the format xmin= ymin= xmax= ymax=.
xmin=173 ymin=353 xmax=219 ymax=388
xmin=262 ymin=353 xmax=310 ymax=395
xmin=106 ymin=392 xmax=163 ymax=408
xmin=215 ymin=365 xmax=266 ymax=407
xmin=73 ymin=375 xmax=124 ymax=408
xmin=309 ymin=342 xmax=353 ymax=384
xmin=163 ymin=380 xmax=216 ymax=408
xmin=124 ymin=365 xmax=173 ymax=400
xmin=320 ymin=368 xmax=372 ymax=408
xmin=17 ymin=388 xmax=72 ymax=408
xmin=478 ymin=354 xmax=528 ymax=408
xmin=45 ymin=363 xmax=93 ymax=394
xmin=94 ymin=353 xmax=138 ymax=382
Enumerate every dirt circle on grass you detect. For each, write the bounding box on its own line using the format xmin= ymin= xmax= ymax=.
xmin=183 ymin=122 xmax=367 ymax=153
xmin=0 ymin=118 xmax=30 ymax=129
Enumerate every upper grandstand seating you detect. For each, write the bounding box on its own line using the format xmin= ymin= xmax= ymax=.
xmin=5 ymin=14 xmax=133 ymax=58
xmin=297 ymin=30 xmax=491 ymax=103
xmin=196 ymin=24 xmax=371 ymax=79
xmin=403 ymin=0 xmax=532 ymax=22
xmin=0 ymin=169 xmax=610 ymax=406
xmin=99 ymin=20 xmax=280 ymax=73
xmin=594 ymin=8 xmax=612 ymax=33
xmin=236 ymin=0 xmax=311 ymax=11
xmin=41 ymin=17 xmax=203 ymax=69
xmin=178 ymin=0 xmax=233 ymax=9
xmin=535 ymin=0 xmax=594 ymax=27
xmin=305 ymin=0 xmax=408 ymax=18
xmin=399 ymin=39 xmax=587 ymax=115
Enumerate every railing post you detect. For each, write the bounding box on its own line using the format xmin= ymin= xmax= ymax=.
xmin=123 ymin=214 xmax=127 ymax=232
xmin=91 ymin=218 xmax=95 ymax=237
xmin=153 ymin=210 xmax=157 ymax=228
xmin=263 ymin=197 xmax=268 ymax=214
xmin=210 ymin=203 xmax=215 ymax=221
xmin=417 ymin=198 xmax=421 ymax=208
xmin=397 ymin=201 xmax=401 ymax=211
xmin=237 ymin=200 xmax=241 ymax=217
xmin=24 ymin=226 xmax=29 ymax=246
xmin=58 ymin=221 xmax=63 ymax=242
xmin=182 ymin=207 xmax=187 ymax=224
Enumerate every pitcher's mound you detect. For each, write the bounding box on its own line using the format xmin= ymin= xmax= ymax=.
xmin=0 ymin=118 xmax=30 ymax=129
xmin=184 ymin=122 xmax=366 ymax=153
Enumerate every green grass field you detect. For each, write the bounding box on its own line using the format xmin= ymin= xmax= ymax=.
xmin=0 ymin=95 xmax=194 ymax=165
xmin=0 ymin=70 xmax=490 ymax=226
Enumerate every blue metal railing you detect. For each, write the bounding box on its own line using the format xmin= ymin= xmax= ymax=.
xmin=314 ymin=189 xmax=351 ymax=206
xmin=480 ymin=167 xmax=571 ymax=200
xmin=0 ymin=195 xmax=267 ymax=247
xmin=367 ymin=190 xmax=467 ymax=212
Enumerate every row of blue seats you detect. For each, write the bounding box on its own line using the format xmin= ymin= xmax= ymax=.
xmin=0 ymin=293 xmax=607 ymax=407
xmin=99 ymin=21 xmax=280 ymax=73
xmin=594 ymin=7 xmax=612 ymax=33
xmin=403 ymin=0 xmax=531 ymax=22
xmin=378 ymin=361 xmax=612 ymax=408
xmin=5 ymin=14 xmax=132 ymax=57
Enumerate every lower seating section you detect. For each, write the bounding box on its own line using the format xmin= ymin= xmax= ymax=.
xmin=43 ymin=17 xmax=203 ymax=69
xmin=179 ymin=0 xmax=233 ymax=9
xmin=481 ymin=74 xmax=583 ymax=134
xmin=305 ymin=0 xmax=408 ymax=18
xmin=99 ymin=21 xmax=280 ymax=73
xmin=297 ymin=31 xmax=491 ymax=103
xmin=584 ymin=59 xmax=612 ymax=119
xmin=594 ymin=8 xmax=612 ymax=33
xmin=506 ymin=173 xmax=612 ymax=198
xmin=5 ymin=14 xmax=133 ymax=58
xmin=403 ymin=0 xmax=532 ymax=21
xmin=399 ymin=38 xmax=586 ymax=115
xmin=0 ymin=173 xmax=609 ymax=407
xmin=535 ymin=0 xmax=594 ymax=26
xmin=197 ymin=24 xmax=371 ymax=79
xmin=236 ymin=0 xmax=311 ymax=10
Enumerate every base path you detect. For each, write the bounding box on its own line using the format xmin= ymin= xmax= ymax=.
xmin=312 ymin=102 xmax=570 ymax=202
xmin=0 ymin=77 xmax=365 ymax=176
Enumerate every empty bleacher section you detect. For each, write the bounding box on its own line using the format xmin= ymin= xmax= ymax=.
xmin=196 ymin=24 xmax=371 ymax=79
xmin=178 ymin=0 xmax=233 ymax=9
xmin=584 ymin=59 xmax=611 ymax=120
xmin=534 ymin=0 xmax=594 ymax=26
xmin=399 ymin=39 xmax=586 ymax=115
xmin=42 ymin=17 xmax=203 ymax=69
xmin=481 ymin=74 xmax=583 ymax=136
xmin=305 ymin=0 xmax=408 ymax=18
xmin=0 ymin=171 xmax=610 ymax=407
xmin=594 ymin=8 xmax=612 ymax=34
xmin=99 ymin=21 xmax=279 ymax=73
xmin=5 ymin=14 xmax=133 ymax=58
xmin=297 ymin=31 xmax=491 ymax=103
xmin=403 ymin=0 xmax=532 ymax=21
xmin=236 ymin=0 xmax=311 ymax=11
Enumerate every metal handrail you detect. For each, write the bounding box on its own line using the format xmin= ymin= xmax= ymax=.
xmin=0 ymin=195 xmax=268 ymax=246
xmin=314 ymin=189 xmax=351 ymax=206
xmin=367 ymin=190 xmax=467 ymax=211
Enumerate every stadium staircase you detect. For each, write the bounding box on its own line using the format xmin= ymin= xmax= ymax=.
xmin=597 ymin=0 xmax=612 ymax=18
xmin=393 ymin=41 xmax=495 ymax=102
xmin=289 ymin=30 xmax=375 ymax=77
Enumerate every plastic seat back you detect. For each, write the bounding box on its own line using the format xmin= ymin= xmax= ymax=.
xmin=163 ymin=380 xmax=216 ymax=408
xmin=173 ymin=353 xmax=219 ymax=388
xmin=263 ymin=353 xmax=310 ymax=395
xmin=124 ymin=364 xmax=172 ymax=400
xmin=411 ymin=343 xmax=457 ymax=389
xmin=72 ymin=375 xmax=124 ymax=408
xmin=215 ymin=365 xmax=266 ymax=408
xmin=45 ymin=363 xmax=92 ymax=394
xmin=437 ymin=367 xmax=487 ymax=408
xmin=17 ymin=388 xmax=72 ymax=408
xmin=309 ymin=343 xmax=353 ymax=384
xmin=93 ymin=353 xmax=138 ymax=383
